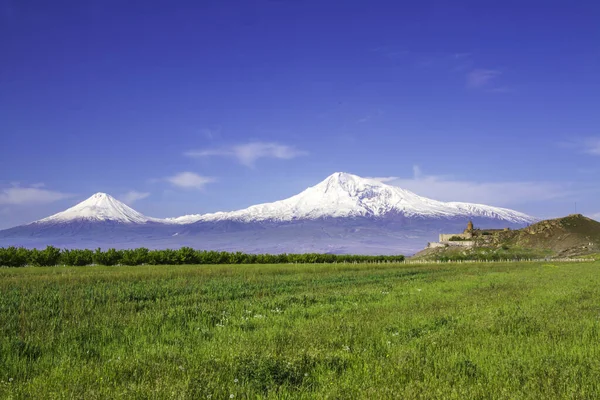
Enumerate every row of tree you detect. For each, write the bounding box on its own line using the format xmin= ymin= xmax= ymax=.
xmin=0 ymin=246 xmax=405 ymax=267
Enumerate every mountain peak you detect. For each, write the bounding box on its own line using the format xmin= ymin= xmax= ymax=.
xmin=325 ymin=172 xmax=375 ymax=183
xmin=328 ymin=172 xmax=358 ymax=179
xmin=186 ymin=172 xmax=538 ymax=224
xmin=36 ymin=192 xmax=151 ymax=224
xmin=23 ymin=172 xmax=537 ymax=228
xmin=319 ymin=172 xmax=385 ymax=194
xmin=90 ymin=192 xmax=112 ymax=199
xmin=79 ymin=192 xmax=117 ymax=205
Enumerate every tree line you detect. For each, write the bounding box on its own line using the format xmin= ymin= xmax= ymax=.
xmin=0 ymin=246 xmax=405 ymax=267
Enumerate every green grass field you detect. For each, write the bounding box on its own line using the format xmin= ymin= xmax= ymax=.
xmin=2 ymin=261 xmax=600 ymax=399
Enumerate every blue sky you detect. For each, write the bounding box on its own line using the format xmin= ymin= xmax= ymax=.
xmin=1 ymin=0 xmax=599 ymax=229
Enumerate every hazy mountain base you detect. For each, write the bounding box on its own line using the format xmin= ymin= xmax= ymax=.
xmin=0 ymin=217 xmax=526 ymax=255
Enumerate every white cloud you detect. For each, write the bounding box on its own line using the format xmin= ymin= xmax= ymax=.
xmin=0 ymin=186 xmax=73 ymax=205
xmin=365 ymin=176 xmax=400 ymax=183
xmin=185 ymin=142 xmax=308 ymax=167
xmin=166 ymin=172 xmax=215 ymax=189
xmin=120 ymin=191 xmax=150 ymax=205
xmin=582 ymin=137 xmax=600 ymax=155
xmin=374 ymin=166 xmax=569 ymax=207
xmin=357 ymin=109 xmax=384 ymax=124
xmin=560 ymin=136 xmax=600 ymax=156
xmin=588 ymin=212 xmax=600 ymax=221
xmin=467 ymin=69 xmax=501 ymax=88
xmin=201 ymin=127 xmax=221 ymax=140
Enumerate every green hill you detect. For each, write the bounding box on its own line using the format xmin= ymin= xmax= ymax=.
xmin=413 ymin=214 xmax=600 ymax=260
xmin=503 ymin=214 xmax=600 ymax=256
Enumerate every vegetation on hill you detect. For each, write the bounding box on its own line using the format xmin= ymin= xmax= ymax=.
xmin=2 ymin=261 xmax=600 ymax=398
xmin=413 ymin=245 xmax=551 ymax=262
xmin=500 ymin=214 xmax=600 ymax=256
xmin=415 ymin=214 xmax=600 ymax=260
xmin=0 ymin=246 xmax=404 ymax=267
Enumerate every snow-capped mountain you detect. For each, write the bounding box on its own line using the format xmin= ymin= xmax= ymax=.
xmin=0 ymin=173 xmax=538 ymax=254
xmin=37 ymin=192 xmax=154 ymax=224
xmin=168 ymin=172 xmax=536 ymax=225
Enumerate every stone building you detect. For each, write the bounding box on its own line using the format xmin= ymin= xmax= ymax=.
xmin=431 ymin=221 xmax=511 ymax=249
xmin=438 ymin=220 xmax=475 ymax=242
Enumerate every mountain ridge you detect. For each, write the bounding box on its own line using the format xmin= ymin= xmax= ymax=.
xmin=166 ymin=172 xmax=537 ymax=225
xmin=0 ymin=172 xmax=538 ymax=255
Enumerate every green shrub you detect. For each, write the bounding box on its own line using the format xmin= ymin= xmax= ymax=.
xmin=93 ymin=248 xmax=122 ymax=266
xmin=449 ymin=236 xmax=468 ymax=241
xmin=60 ymin=249 xmax=94 ymax=266
xmin=0 ymin=246 xmax=30 ymax=267
xmin=0 ymin=247 xmax=405 ymax=267
xmin=121 ymin=248 xmax=149 ymax=265
xmin=29 ymin=246 xmax=61 ymax=266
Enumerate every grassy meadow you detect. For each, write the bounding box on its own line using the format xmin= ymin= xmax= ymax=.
xmin=1 ymin=261 xmax=600 ymax=399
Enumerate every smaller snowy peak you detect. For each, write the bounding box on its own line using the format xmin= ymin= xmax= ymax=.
xmin=36 ymin=192 xmax=154 ymax=224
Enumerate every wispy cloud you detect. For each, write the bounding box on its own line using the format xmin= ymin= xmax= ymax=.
xmin=582 ymin=137 xmax=600 ymax=155
xmin=120 ymin=191 xmax=150 ymax=205
xmin=166 ymin=172 xmax=215 ymax=189
xmin=560 ymin=136 xmax=600 ymax=156
xmin=488 ymin=86 xmax=513 ymax=93
xmin=185 ymin=142 xmax=308 ymax=167
xmin=371 ymin=45 xmax=410 ymax=60
xmin=365 ymin=176 xmax=399 ymax=183
xmin=200 ymin=127 xmax=221 ymax=140
xmin=453 ymin=52 xmax=472 ymax=60
xmin=467 ymin=69 xmax=502 ymax=88
xmin=357 ymin=109 xmax=384 ymax=124
xmin=588 ymin=212 xmax=600 ymax=221
xmin=371 ymin=166 xmax=569 ymax=207
xmin=372 ymin=48 xmax=511 ymax=92
xmin=0 ymin=186 xmax=73 ymax=205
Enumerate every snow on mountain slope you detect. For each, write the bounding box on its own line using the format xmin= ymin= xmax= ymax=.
xmin=23 ymin=172 xmax=536 ymax=227
xmin=169 ymin=172 xmax=536 ymax=224
xmin=36 ymin=193 xmax=155 ymax=224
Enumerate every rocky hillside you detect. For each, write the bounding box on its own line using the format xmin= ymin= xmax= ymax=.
xmin=501 ymin=214 xmax=600 ymax=256
xmin=413 ymin=214 xmax=600 ymax=259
